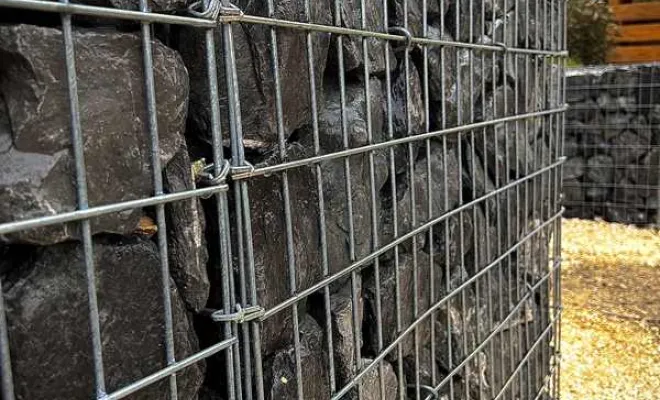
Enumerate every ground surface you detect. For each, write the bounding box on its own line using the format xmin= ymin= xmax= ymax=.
xmin=561 ymin=219 xmax=660 ymax=400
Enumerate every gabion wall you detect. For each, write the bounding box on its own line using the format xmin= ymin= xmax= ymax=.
xmin=0 ymin=0 xmax=564 ymax=399
xmin=565 ymin=64 xmax=660 ymax=226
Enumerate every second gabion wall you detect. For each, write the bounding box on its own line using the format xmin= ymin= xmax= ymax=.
xmin=564 ymin=64 xmax=660 ymax=225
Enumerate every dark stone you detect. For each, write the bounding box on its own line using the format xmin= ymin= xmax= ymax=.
xmin=447 ymin=0 xmax=509 ymax=43
xmin=163 ymin=145 xmax=209 ymax=312
xmin=585 ymin=155 xmax=614 ymax=184
xmin=605 ymin=205 xmax=647 ymax=225
xmin=0 ymin=25 xmax=187 ymax=245
xmin=391 ymin=0 xmax=447 ymax=38
xmin=586 ymin=186 xmax=609 ymax=202
xmin=476 ymin=85 xmax=535 ymax=185
xmin=329 ymin=0 xmax=391 ymax=74
xmin=428 ymin=25 xmax=494 ymax=130
xmin=364 ymin=252 xmax=440 ymax=362
xmin=434 ymin=264 xmax=490 ymax=398
xmin=233 ymin=153 xmax=322 ymax=355
xmin=566 ymin=100 xmax=598 ymax=123
xmin=403 ymin=344 xmax=442 ymax=388
xmin=176 ymin=0 xmax=331 ymax=148
xmin=612 ymin=178 xmax=645 ymax=206
xmin=564 ymin=136 xmax=579 ymax=158
xmin=580 ymin=123 xmax=608 ymax=158
xmin=358 ymin=358 xmax=399 ymax=400
xmin=297 ymin=78 xmax=387 ymax=281
xmin=563 ymin=157 xmax=585 ymax=180
xmin=610 ymin=130 xmax=647 ymax=166
xmin=381 ymin=142 xmax=461 ymax=254
xmin=3 ymin=237 xmax=203 ymax=400
xmin=601 ymin=113 xmax=632 ymax=142
xmin=328 ymin=278 xmax=363 ymax=389
xmin=562 ymin=179 xmax=584 ymax=204
xmin=631 ymin=114 xmax=652 ymax=143
xmin=263 ymin=314 xmax=330 ymax=400
xmin=389 ymin=62 xmax=425 ymax=174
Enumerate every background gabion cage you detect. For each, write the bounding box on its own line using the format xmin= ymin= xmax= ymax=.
xmin=0 ymin=0 xmax=565 ymax=399
xmin=564 ymin=64 xmax=660 ymax=227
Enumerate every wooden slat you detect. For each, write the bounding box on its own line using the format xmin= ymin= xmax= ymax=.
xmin=612 ymin=3 xmax=660 ymax=23
xmin=614 ymin=23 xmax=660 ymax=43
xmin=608 ymin=44 xmax=660 ymax=63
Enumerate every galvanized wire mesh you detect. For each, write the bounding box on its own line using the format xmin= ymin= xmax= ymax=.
xmin=0 ymin=0 xmax=565 ymax=399
xmin=564 ymin=64 xmax=660 ymax=227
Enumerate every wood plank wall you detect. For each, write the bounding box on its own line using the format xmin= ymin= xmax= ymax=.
xmin=609 ymin=0 xmax=660 ymax=63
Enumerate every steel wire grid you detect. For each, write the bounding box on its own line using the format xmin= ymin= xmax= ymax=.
xmin=0 ymin=0 xmax=565 ymax=399
xmin=564 ymin=64 xmax=660 ymax=226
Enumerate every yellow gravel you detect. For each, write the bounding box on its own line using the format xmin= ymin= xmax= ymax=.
xmin=560 ymin=219 xmax=660 ymax=400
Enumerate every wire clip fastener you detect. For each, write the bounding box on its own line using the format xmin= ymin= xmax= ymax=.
xmin=407 ymin=384 xmax=440 ymax=400
xmin=229 ymin=161 xmax=255 ymax=180
xmin=203 ymin=304 xmax=265 ymax=324
xmin=195 ymin=159 xmax=231 ymax=187
xmin=388 ymin=26 xmax=414 ymax=49
xmin=187 ymin=0 xmax=243 ymax=21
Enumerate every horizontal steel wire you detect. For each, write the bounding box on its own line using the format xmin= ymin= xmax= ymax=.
xmin=0 ymin=185 xmax=227 ymax=236
xmin=102 ymin=338 xmax=237 ymax=400
xmin=263 ymin=159 xmax=565 ymax=319
xmin=0 ymin=0 xmax=216 ymax=26
xmin=234 ymin=107 xmax=567 ymax=181
xmin=331 ymin=210 xmax=563 ymax=399
xmin=0 ymin=0 xmax=568 ymax=57
xmin=430 ymin=258 xmax=561 ymax=393
xmin=493 ymin=316 xmax=559 ymax=400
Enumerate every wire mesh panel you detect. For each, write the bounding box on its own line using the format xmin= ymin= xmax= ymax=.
xmin=0 ymin=0 xmax=565 ymax=400
xmin=219 ymin=0 xmax=566 ymax=399
xmin=564 ymin=64 xmax=660 ymax=226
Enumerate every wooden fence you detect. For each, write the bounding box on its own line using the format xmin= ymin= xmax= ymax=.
xmin=609 ymin=0 xmax=660 ymax=63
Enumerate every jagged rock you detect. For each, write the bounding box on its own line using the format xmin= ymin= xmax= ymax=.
xmin=605 ymin=205 xmax=647 ymax=225
xmin=176 ymin=0 xmax=331 ymax=148
xmin=434 ymin=264 xmax=491 ymax=399
xmin=403 ymin=344 xmax=443 ymax=388
xmin=231 ymin=153 xmax=322 ymax=355
xmin=297 ymin=78 xmax=387 ymax=281
xmin=390 ymin=0 xmax=447 ymax=38
xmin=585 ymin=155 xmax=614 ymax=184
xmin=328 ymin=0 xmax=392 ymax=74
xmin=0 ymin=24 xmax=187 ymax=245
xmin=381 ymin=142 xmax=461 ymax=254
xmin=612 ymin=178 xmax=646 ymax=206
xmin=163 ymin=145 xmax=209 ymax=312
xmin=428 ymin=25 xmax=494 ymax=130
xmin=475 ymin=85 xmax=535 ymax=185
xmin=610 ymin=130 xmax=647 ymax=166
xmin=564 ymin=136 xmax=579 ymax=158
xmin=390 ymin=62 xmax=425 ymax=174
xmin=263 ymin=315 xmax=330 ymax=400
xmin=563 ymin=157 xmax=585 ymax=180
xmin=562 ymin=179 xmax=584 ymax=204
xmin=364 ymin=253 xmax=440 ymax=362
xmin=358 ymin=358 xmax=399 ymax=400
xmin=2 ymin=237 xmax=203 ymax=400
xmin=464 ymin=147 xmax=498 ymax=221
xmin=329 ymin=279 xmax=364 ymax=389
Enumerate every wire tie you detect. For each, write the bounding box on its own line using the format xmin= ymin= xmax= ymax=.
xmin=197 ymin=159 xmax=231 ymax=187
xmin=187 ymin=0 xmax=242 ymax=21
xmin=407 ymin=384 xmax=439 ymax=400
xmin=229 ymin=160 xmax=255 ymax=180
xmin=388 ymin=26 xmax=414 ymax=49
xmin=493 ymin=41 xmax=509 ymax=54
xmin=202 ymin=304 xmax=265 ymax=323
